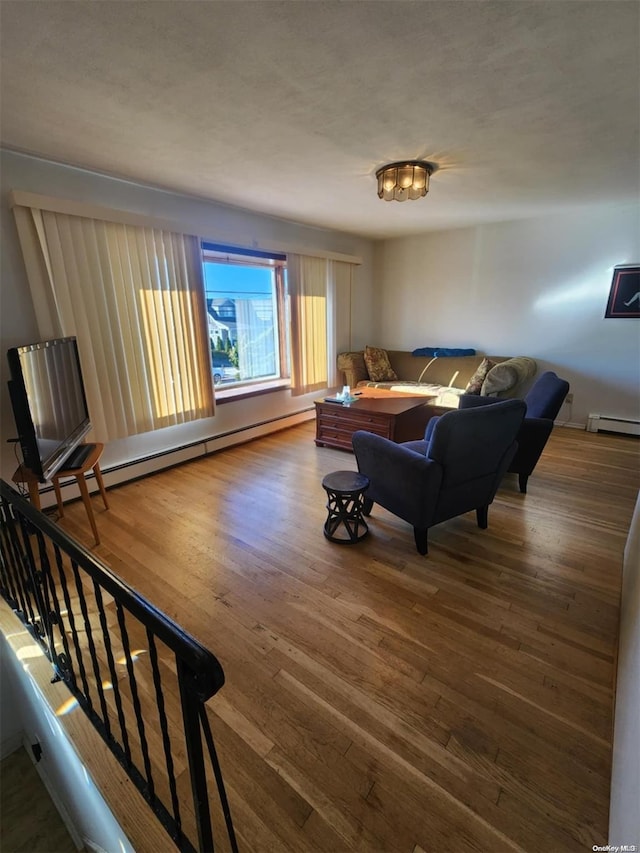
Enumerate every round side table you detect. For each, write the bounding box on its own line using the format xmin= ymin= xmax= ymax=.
xmin=322 ymin=470 xmax=370 ymax=545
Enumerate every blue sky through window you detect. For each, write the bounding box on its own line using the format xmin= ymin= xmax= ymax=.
xmin=204 ymin=263 xmax=273 ymax=299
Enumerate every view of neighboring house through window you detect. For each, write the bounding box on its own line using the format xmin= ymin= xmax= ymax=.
xmin=201 ymin=243 xmax=288 ymax=387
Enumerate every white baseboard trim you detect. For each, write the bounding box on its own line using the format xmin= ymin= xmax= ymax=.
xmin=37 ymin=409 xmax=315 ymax=508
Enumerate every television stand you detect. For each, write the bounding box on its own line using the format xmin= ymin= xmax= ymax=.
xmin=52 ymin=444 xmax=109 ymax=545
xmin=12 ymin=443 xmax=109 ymax=546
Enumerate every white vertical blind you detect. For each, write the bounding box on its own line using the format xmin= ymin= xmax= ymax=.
xmin=288 ymin=254 xmax=329 ymax=396
xmin=328 ymin=260 xmax=353 ymax=387
xmin=12 ymin=206 xmax=214 ymax=441
xmin=288 ymin=254 xmax=353 ymax=395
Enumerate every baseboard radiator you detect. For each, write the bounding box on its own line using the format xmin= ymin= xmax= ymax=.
xmin=587 ymin=414 xmax=640 ymax=436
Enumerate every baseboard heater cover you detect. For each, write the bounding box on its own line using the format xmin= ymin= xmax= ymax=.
xmin=587 ymin=414 xmax=640 ymax=436
xmin=34 ymin=408 xmax=315 ymax=508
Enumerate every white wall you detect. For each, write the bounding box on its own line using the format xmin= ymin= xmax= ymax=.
xmin=373 ymin=204 xmax=640 ymax=428
xmin=0 ymin=608 xmax=135 ymax=853
xmin=0 ymin=149 xmax=375 ymax=484
xmin=609 ymin=491 xmax=640 ymax=848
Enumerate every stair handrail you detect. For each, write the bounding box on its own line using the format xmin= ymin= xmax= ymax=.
xmin=0 ymin=479 xmax=237 ymax=853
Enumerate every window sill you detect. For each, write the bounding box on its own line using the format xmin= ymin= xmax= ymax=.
xmin=214 ymin=378 xmax=291 ymax=404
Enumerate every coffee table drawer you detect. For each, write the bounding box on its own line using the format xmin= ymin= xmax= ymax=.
xmin=318 ymin=420 xmax=390 ymax=446
xmin=319 ymin=407 xmax=389 ymax=430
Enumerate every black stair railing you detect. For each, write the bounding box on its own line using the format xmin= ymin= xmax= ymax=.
xmin=0 ymin=479 xmax=238 ymax=853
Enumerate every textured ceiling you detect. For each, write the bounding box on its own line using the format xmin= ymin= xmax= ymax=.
xmin=1 ymin=1 xmax=638 ymax=239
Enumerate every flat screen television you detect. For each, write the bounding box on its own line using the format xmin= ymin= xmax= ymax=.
xmin=7 ymin=337 xmax=92 ymax=482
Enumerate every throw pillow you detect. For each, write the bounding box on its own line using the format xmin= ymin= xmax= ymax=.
xmin=465 ymin=358 xmax=495 ymax=394
xmin=481 ymin=356 xmax=537 ymax=397
xmin=363 ymin=346 xmax=398 ymax=382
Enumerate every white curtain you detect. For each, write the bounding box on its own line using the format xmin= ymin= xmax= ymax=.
xmin=12 ymin=206 xmax=214 ymax=441
xmin=288 ymin=254 xmax=353 ymax=395
xmin=328 ymin=260 xmax=353 ymax=387
xmin=235 ymin=298 xmax=276 ymax=380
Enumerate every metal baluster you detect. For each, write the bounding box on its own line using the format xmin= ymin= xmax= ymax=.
xmin=1 ymin=507 xmax=36 ymax=623
xmin=178 ymin=657 xmax=215 ymax=853
xmin=71 ymin=560 xmax=111 ymax=737
xmin=93 ymin=582 xmax=132 ymax=766
xmin=53 ymin=549 xmax=93 ymax=708
xmin=0 ymin=502 xmax=24 ymax=610
xmin=30 ymin=531 xmax=63 ymax=667
xmin=199 ymin=705 xmax=239 ymax=853
xmin=45 ymin=543 xmax=78 ymax=688
xmin=71 ymin=560 xmax=104 ymax=713
xmin=15 ymin=520 xmax=48 ymax=644
xmin=146 ymin=630 xmax=183 ymax=840
xmin=116 ymin=601 xmax=155 ymax=799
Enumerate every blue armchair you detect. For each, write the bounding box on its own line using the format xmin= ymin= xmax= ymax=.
xmin=351 ymin=399 xmax=526 ymax=555
xmin=457 ymin=370 xmax=570 ymax=493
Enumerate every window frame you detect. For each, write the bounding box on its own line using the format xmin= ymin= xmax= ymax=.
xmin=201 ymin=242 xmax=289 ymax=399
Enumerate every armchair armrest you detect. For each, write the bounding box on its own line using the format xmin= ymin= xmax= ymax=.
xmin=424 ymin=416 xmax=440 ymax=444
xmin=351 ymin=430 xmax=442 ymax=528
xmin=458 ymin=394 xmax=501 ymax=410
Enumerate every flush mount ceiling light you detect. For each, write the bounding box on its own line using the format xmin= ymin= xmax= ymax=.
xmin=376 ymin=160 xmax=435 ymax=202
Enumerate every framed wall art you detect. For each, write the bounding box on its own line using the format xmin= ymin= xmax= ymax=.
xmin=605 ymin=265 xmax=640 ymax=318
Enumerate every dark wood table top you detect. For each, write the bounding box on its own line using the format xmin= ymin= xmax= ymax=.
xmin=316 ymin=395 xmax=435 ymax=415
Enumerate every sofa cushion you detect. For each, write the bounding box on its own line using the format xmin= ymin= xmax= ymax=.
xmin=364 ymin=346 xmax=398 ymax=382
xmin=465 ymin=358 xmax=495 ymax=394
xmin=481 ymin=356 xmax=537 ymax=397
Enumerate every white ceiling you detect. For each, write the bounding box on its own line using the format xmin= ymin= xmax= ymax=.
xmin=1 ymin=1 xmax=638 ymax=240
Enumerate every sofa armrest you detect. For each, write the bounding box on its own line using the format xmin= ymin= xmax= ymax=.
xmin=337 ymin=351 xmax=368 ymax=388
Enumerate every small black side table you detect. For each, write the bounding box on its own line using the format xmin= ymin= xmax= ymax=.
xmin=322 ymin=470 xmax=370 ymax=545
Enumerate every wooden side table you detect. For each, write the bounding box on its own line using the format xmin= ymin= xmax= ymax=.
xmin=322 ymin=470 xmax=370 ymax=544
xmin=13 ymin=443 xmax=109 ymax=546
xmin=52 ymin=443 xmax=109 ymax=545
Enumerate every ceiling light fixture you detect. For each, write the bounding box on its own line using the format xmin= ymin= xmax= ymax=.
xmin=376 ymin=160 xmax=435 ymax=202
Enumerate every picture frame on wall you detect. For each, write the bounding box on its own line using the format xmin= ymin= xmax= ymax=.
xmin=605 ymin=265 xmax=640 ymax=318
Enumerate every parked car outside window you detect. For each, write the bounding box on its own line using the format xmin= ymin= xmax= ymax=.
xmin=212 ymin=354 xmax=239 ymax=385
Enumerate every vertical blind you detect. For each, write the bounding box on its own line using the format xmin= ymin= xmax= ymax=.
xmin=12 ymin=206 xmax=214 ymax=442
xmin=288 ymin=254 xmax=353 ymax=396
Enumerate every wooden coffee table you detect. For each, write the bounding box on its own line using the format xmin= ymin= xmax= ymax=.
xmin=315 ymin=394 xmax=438 ymax=452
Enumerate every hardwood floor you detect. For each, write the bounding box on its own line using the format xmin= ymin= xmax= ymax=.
xmin=0 ymin=748 xmax=78 ymax=853
xmin=56 ymin=422 xmax=639 ymax=853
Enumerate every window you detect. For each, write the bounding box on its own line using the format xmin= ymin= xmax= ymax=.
xmin=12 ymin=203 xmax=214 ymax=441
xmin=202 ymin=243 xmax=288 ymax=388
